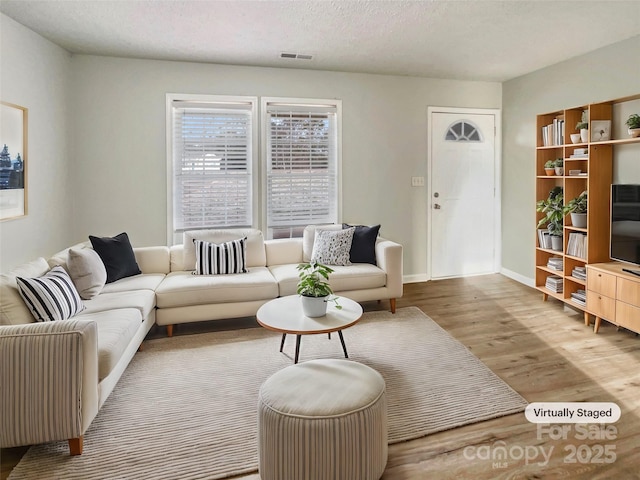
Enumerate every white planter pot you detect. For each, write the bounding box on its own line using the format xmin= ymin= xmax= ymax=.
xmin=570 ymin=133 xmax=582 ymax=144
xmin=555 ymin=167 xmax=563 ymax=176
xmin=551 ymin=235 xmax=563 ymax=252
xmin=301 ymin=295 xmax=328 ymax=317
xmin=580 ymin=129 xmax=589 ymax=143
xmin=571 ymin=212 xmax=587 ymax=228
xmin=629 ymin=128 xmax=640 ymax=138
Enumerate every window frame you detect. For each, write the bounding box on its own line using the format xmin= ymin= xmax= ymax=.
xmin=166 ymin=93 xmax=259 ymax=245
xmin=260 ymin=97 xmax=343 ymax=239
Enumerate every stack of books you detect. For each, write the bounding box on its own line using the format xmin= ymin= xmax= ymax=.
xmin=545 ymin=275 xmax=563 ymax=293
xmin=537 ymin=229 xmax=551 ymax=249
xmin=572 ymin=266 xmax=587 ymax=281
xmin=569 ymin=148 xmax=588 ymax=159
xmin=547 ymin=257 xmax=563 ymax=271
xmin=541 ymin=117 xmax=564 ymax=146
xmin=571 ymin=289 xmax=587 ymax=306
xmin=567 ymin=233 xmax=587 ymax=259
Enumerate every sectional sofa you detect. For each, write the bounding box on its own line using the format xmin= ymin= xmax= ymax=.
xmin=0 ymin=226 xmax=402 ymax=455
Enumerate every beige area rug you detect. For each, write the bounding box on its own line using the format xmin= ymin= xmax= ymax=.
xmin=9 ymin=307 xmax=527 ymax=480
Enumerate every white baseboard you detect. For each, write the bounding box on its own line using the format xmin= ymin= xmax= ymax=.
xmin=500 ymin=267 xmax=534 ymax=288
xmin=403 ymin=274 xmax=430 ymax=284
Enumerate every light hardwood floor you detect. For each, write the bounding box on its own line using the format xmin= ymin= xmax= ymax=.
xmin=2 ymin=274 xmax=639 ymax=479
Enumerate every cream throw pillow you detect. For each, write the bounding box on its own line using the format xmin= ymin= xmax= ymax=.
xmin=68 ymin=248 xmax=107 ymax=299
xmin=311 ymin=227 xmax=355 ymax=266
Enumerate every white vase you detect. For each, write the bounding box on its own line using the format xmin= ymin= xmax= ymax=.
xmin=570 ymin=133 xmax=582 ymax=144
xmin=580 ymin=129 xmax=589 ymax=143
xmin=301 ymin=295 xmax=328 ymax=317
xmin=571 ymin=212 xmax=587 ymax=228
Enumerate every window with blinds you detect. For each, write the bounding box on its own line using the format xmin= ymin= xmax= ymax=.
xmin=263 ymin=100 xmax=341 ymax=239
xmin=168 ymin=96 xmax=256 ymax=239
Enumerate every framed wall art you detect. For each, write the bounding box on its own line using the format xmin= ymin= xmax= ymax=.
xmin=591 ymin=120 xmax=611 ymax=142
xmin=0 ymin=101 xmax=28 ymax=220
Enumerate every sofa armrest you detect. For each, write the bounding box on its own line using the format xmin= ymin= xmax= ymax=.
xmin=0 ymin=319 xmax=99 ymax=449
xmin=133 ymin=246 xmax=170 ymax=274
xmin=376 ymin=238 xmax=403 ymax=299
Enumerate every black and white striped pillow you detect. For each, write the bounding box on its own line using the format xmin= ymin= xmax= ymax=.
xmin=193 ymin=237 xmax=248 ymax=275
xmin=16 ymin=266 xmax=85 ymax=322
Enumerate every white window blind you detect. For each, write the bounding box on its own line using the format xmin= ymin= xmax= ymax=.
xmin=264 ymin=101 xmax=340 ymax=238
xmin=170 ymin=99 xmax=254 ymax=234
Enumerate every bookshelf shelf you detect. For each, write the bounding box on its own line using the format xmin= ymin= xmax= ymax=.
xmin=533 ymin=96 xmax=640 ymax=319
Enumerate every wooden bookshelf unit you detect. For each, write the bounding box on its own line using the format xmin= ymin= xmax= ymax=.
xmin=535 ymin=94 xmax=640 ymax=327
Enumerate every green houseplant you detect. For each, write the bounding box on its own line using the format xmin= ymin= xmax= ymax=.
xmin=576 ymin=110 xmax=589 ymax=142
xmin=554 ymin=158 xmax=564 ymax=176
xmin=536 ymin=186 xmax=564 ymax=251
xmin=564 ymin=190 xmax=587 ymax=228
xmin=544 ymin=160 xmax=556 ymax=176
xmin=296 ymin=261 xmax=341 ymax=317
xmin=626 ymin=114 xmax=640 ymax=138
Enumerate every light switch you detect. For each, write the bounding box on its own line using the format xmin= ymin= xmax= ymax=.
xmin=411 ymin=176 xmax=425 ymax=187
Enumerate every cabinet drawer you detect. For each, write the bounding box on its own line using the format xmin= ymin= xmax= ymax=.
xmin=586 ymin=269 xmax=617 ymax=297
xmin=617 ymin=277 xmax=640 ymax=306
xmin=586 ymin=292 xmax=615 ymax=320
xmin=615 ymin=301 xmax=640 ymax=334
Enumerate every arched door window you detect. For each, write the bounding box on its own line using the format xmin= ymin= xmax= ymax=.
xmin=445 ymin=120 xmax=482 ymax=142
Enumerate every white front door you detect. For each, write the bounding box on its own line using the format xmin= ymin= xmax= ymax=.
xmin=429 ymin=109 xmax=499 ymax=279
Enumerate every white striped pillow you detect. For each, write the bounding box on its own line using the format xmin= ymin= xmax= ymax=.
xmin=16 ymin=266 xmax=85 ymax=322
xmin=193 ymin=237 xmax=248 ymax=275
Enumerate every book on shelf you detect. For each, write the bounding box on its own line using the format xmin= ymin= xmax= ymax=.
xmin=570 ymin=289 xmax=586 ymax=306
xmin=537 ymin=229 xmax=551 ymax=249
xmin=571 ymin=266 xmax=587 ymax=280
xmin=547 ymin=257 xmax=563 ymax=271
xmin=545 ymin=275 xmax=563 ymax=293
xmin=567 ymin=232 xmax=587 ymax=259
xmin=541 ymin=118 xmax=564 ymax=146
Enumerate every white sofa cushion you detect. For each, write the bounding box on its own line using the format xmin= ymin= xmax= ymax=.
xmin=80 ymin=289 xmax=156 ymax=319
xmin=156 ymin=267 xmax=278 ymax=308
xmin=79 ymin=308 xmax=143 ymax=380
xmin=0 ymin=258 xmax=51 ymax=325
xmin=183 ymin=228 xmax=266 ymax=270
xmin=101 ymin=274 xmax=166 ymax=294
xmin=269 ymin=263 xmax=387 ymax=297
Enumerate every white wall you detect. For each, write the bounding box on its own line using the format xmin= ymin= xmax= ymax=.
xmin=0 ymin=14 xmax=73 ymax=271
xmin=502 ymin=35 xmax=640 ymax=282
xmin=69 ymin=55 xmax=501 ymax=278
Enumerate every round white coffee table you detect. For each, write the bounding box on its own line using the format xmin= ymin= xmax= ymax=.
xmin=256 ymin=295 xmax=363 ymax=363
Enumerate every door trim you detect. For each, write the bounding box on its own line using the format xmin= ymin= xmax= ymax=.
xmin=426 ymin=106 xmax=502 ymax=280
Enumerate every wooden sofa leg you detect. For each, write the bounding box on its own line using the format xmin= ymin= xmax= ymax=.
xmin=69 ymin=436 xmax=83 ymax=455
xmin=390 ymin=298 xmax=396 ymax=314
xmin=137 ymin=342 xmax=144 ymax=352
xmin=167 ymin=325 xmax=174 ymax=337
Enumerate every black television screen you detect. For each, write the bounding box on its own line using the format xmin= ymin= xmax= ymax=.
xmin=611 ymin=184 xmax=640 ymax=265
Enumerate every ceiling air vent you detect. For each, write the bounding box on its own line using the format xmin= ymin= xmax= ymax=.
xmin=280 ymin=52 xmax=313 ymax=60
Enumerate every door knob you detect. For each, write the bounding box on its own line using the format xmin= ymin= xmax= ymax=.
xmin=434 ymin=192 xmax=439 ymax=198
xmin=434 ymin=204 xmax=441 ymax=209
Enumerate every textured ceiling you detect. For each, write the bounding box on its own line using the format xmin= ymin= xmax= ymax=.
xmin=1 ymin=0 xmax=639 ymax=82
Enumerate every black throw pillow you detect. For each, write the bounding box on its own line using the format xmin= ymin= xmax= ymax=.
xmin=342 ymin=224 xmax=381 ymax=265
xmin=89 ymin=232 xmax=141 ymax=283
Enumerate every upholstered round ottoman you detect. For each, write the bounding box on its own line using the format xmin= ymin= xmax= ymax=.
xmin=257 ymin=359 xmax=387 ymax=480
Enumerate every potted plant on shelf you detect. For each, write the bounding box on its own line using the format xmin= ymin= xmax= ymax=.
xmin=554 ymin=158 xmax=564 ymax=176
xmin=564 ymin=190 xmax=587 ymax=228
xmin=577 ymin=110 xmax=589 ymax=143
xmin=544 ymin=160 xmax=556 ymax=176
xmin=536 ymin=186 xmax=564 ymax=251
xmin=626 ymin=113 xmax=640 ymax=138
xmin=296 ymin=261 xmax=341 ymax=317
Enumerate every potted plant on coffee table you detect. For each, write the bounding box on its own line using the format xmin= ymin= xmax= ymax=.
xmin=296 ymin=261 xmax=342 ymax=317
xmin=536 ymin=186 xmax=564 ymax=251
xmin=564 ymin=190 xmax=587 ymax=228
xmin=626 ymin=113 xmax=640 ymax=138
